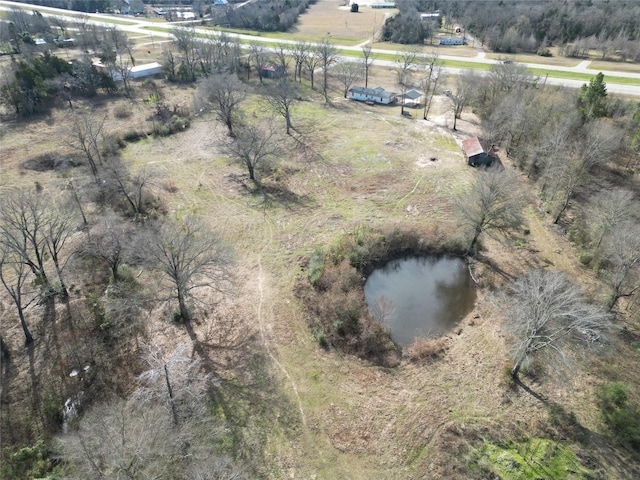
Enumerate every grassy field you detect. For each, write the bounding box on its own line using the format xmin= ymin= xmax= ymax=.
xmin=282 ymin=1 xmax=386 ymax=45
xmin=2 ymin=63 xmax=639 ymax=477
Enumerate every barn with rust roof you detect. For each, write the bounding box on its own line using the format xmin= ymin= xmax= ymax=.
xmin=462 ymin=137 xmax=496 ymax=167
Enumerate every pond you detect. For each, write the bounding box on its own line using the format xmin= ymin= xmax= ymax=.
xmin=364 ymin=256 xmax=476 ymax=347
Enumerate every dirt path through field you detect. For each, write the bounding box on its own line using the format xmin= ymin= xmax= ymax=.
xmin=256 ymin=219 xmax=309 ymax=430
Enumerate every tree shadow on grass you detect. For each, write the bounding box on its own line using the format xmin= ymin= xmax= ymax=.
xmin=251 ymin=181 xmax=316 ymax=211
xmin=474 ymin=253 xmax=514 ymax=281
xmin=182 ymin=316 xmax=302 ymax=469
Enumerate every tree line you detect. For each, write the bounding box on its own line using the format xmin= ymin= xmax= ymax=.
xmin=384 ymin=0 xmax=640 ymax=60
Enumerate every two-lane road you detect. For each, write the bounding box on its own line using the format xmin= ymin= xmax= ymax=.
xmin=2 ymin=0 xmax=640 ymax=96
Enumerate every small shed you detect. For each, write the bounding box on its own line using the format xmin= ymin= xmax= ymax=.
xmin=348 ymin=86 xmax=396 ymax=105
xmin=462 ymin=137 xmax=496 ymax=167
xmin=398 ymin=89 xmax=423 ymax=107
xmin=260 ymin=64 xmax=285 ymax=79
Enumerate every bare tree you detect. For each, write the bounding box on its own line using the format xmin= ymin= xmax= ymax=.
xmin=395 ymin=47 xmax=420 ymax=116
xmin=487 ymin=61 xmax=538 ymax=102
xmin=420 ymin=51 xmax=443 ymax=121
xmin=146 ymin=216 xmax=233 ymax=322
xmin=588 ymin=188 xmax=636 ymax=249
xmin=361 ymin=45 xmax=376 ymax=88
xmin=304 ymin=46 xmax=322 ymax=90
xmin=455 ymin=167 xmax=526 ymax=254
xmin=0 ymin=188 xmax=50 ymax=288
xmin=264 ymin=77 xmax=299 ymax=135
xmin=172 ymin=26 xmax=199 ymax=82
xmin=1 ymin=188 xmax=76 ymax=298
xmin=316 ymin=38 xmax=338 ymax=102
xmin=504 ymin=269 xmax=612 ymax=379
xmin=272 ymin=45 xmax=291 ymax=78
xmin=291 ymin=41 xmax=310 ymax=83
xmin=104 ymin=160 xmax=158 ymax=220
xmin=62 ymin=176 xmax=88 ymax=227
xmin=199 ymin=73 xmax=245 ymax=137
xmin=135 ymin=342 xmax=210 ymax=425
xmin=57 ymin=399 xmax=177 ymax=479
xmin=100 ymin=27 xmax=136 ymax=96
xmin=223 ymin=122 xmax=279 ymax=182
xmin=544 ymin=119 xmax=622 ymax=224
xmin=333 ymin=61 xmax=361 ymax=98
xmin=249 ymin=41 xmax=269 ymax=83
xmin=85 ymin=212 xmax=134 ymax=283
xmin=162 ymin=47 xmax=179 ymax=81
xmin=42 ymin=201 xmax=77 ymax=298
xmin=0 ymin=245 xmax=35 ymax=345
xmin=63 ymin=113 xmax=106 ymax=182
xmin=602 ymin=222 xmax=640 ymax=310
xmin=451 ymin=70 xmax=479 ymax=130
xmin=56 ymin=398 xmax=247 ymax=480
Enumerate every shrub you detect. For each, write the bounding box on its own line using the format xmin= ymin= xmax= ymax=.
xmin=596 ymin=382 xmax=640 ymax=451
xmin=405 ymin=336 xmax=449 ymax=362
xmin=537 ymin=48 xmax=552 ymax=57
xmin=21 ymin=152 xmax=79 ymax=172
xmin=113 ymin=104 xmax=132 ymax=118
xmin=153 ymin=115 xmax=191 ymax=137
xmin=0 ymin=440 xmax=59 ymax=479
xmin=124 ymin=129 xmax=145 ymax=142
xmin=102 ymin=133 xmax=126 ymax=156
xmin=579 ymin=251 xmax=593 ymax=266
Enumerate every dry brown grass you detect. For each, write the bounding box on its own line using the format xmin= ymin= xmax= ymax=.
xmin=405 ymin=335 xmax=450 ymax=362
xmin=283 ymin=0 xmax=389 ymax=44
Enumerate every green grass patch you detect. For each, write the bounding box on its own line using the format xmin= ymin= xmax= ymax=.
xmin=471 ymin=438 xmax=594 ymax=479
xmin=433 ymin=134 xmax=459 ymax=151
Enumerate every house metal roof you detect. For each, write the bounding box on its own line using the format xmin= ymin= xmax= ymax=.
xmin=130 ymin=62 xmax=163 ymax=74
xmin=349 ymin=86 xmax=396 ymax=100
xmin=462 ymin=137 xmax=487 ymax=157
xmin=401 ymin=89 xmax=423 ymax=100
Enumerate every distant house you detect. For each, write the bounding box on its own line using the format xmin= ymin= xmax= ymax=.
xmin=398 ymin=89 xmax=423 ymax=107
xmin=129 ymin=62 xmax=163 ymax=79
xmin=348 ymin=86 xmax=396 ymax=105
xmin=371 ymin=2 xmax=396 ymax=8
xmin=93 ymin=61 xmax=163 ymax=81
xmin=439 ymin=36 xmax=464 ymax=46
xmin=260 ymin=64 xmax=285 ymax=79
xmin=176 ymin=11 xmax=195 ymax=19
xmin=462 ymin=137 xmax=496 ymax=167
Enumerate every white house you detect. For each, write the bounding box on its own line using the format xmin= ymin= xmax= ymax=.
xmin=348 ymin=86 xmax=396 ymax=105
xmin=93 ymin=61 xmax=163 ymax=81
xmin=129 ymin=62 xmax=163 ymax=79
xmin=439 ymin=36 xmax=464 ymax=46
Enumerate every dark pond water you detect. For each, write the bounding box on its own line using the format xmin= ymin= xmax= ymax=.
xmin=364 ymin=256 xmax=476 ymax=347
